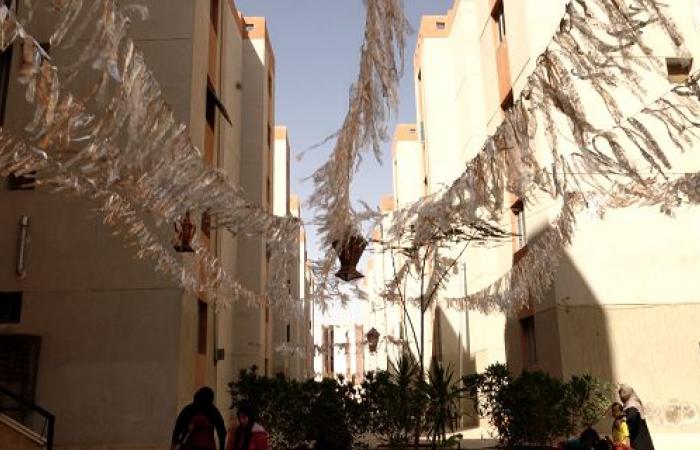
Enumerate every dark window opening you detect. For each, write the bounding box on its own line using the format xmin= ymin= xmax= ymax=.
xmin=245 ymin=23 xmax=255 ymax=32
xmin=210 ymin=0 xmax=219 ymax=33
xmin=197 ymin=300 xmax=207 ymax=354
xmin=206 ymin=84 xmax=217 ymax=130
xmin=0 ymin=334 xmax=41 ymax=425
xmin=267 ymin=73 xmax=273 ymax=99
xmin=492 ymin=0 xmax=506 ymax=43
xmin=520 ymin=316 xmax=537 ymax=367
xmin=666 ymin=57 xmax=692 ymax=84
xmin=286 ymin=324 xmax=291 ymax=342
xmin=7 ymin=172 xmax=36 ymax=191
xmin=436 ymin=21 xmax=446 ymax=30
xmin=0 ymin=291 xmax=22 ymax=323
xmin=201 ymin=211 xmax=211 ymax=238
xmin=501 ymin=90 xmax=514 ymax=113
xmin=0 ymin=46 xmax=13 ymax=126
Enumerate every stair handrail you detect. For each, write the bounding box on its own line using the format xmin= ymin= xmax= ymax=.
xmin=0 ymin=383 xmax=54 ymax=450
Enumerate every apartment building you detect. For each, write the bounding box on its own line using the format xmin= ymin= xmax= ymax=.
xmin=315 ymin=322 xmax=364 ymax=383
xmin=269 ymin=128 xmax=312 ymax=380
xmin=230 ymin=15 xmax=277 ymax=380
xmin=403 ymin=0 xmax=700 ymax=446
xmin=475 ymin=0 xmax=700 ymax=445
xmin=361 ymin=0 xmax=511 ymax=409
xmin=363 ymin=194 xmax=406 ymax=374
xmin=0 ymin=1 xmax=296 ymax=448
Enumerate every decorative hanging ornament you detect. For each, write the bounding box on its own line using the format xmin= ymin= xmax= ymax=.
xmin=366 ymin=327 xmax=380 ymax=353
xmin=173 ymin=211 xmax=196 ymax=253
xmin=332 ymin=233 xmax=367 ymax=282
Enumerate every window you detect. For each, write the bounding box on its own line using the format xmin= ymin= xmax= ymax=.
xmin=266 ymin=177 xmax=271 ymax=207
xmin=0 ymin=292 xmax=22 ymax=323
xmin=0 ymin=46 xmax=13 ymax=126
xmin=501 ymin=89 xmax=514 ymax=113
xmin=197 ymin=300 xmax=207 ymax=354
xmin=267 ymin=124 xmax=272 ymax=149
xmin=210 ymin=0 xmax=219 ymax=33
xmin=492 ymin=0 xmax=506 ymax=43
xmin=201 ymin=211 xmax=211 ymax=238
xmin=7 ymin=172 xmax=36 ymax=190
xmin=520 ymin=316 xmax=537 ymax=367
xmin=436 ymin=21 xmax=446 ymax=30
xmin=206 ymin=84 xmax=217 ymax=130
xmin=286 ymin=324 xmax=291 ymax=342
xmin=666 ymin=57 xmax=692 ymax=84
xmin=268 ymin=73 xmax=273 ymax=99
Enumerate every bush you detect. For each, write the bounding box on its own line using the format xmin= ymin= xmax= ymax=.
xmin=463 ymin=364 xmax=613 ymax=448
xmin=229 ymin=367 xmax=367 ymax=450
xmin=230 ymin=358 xmax=468 ymax=450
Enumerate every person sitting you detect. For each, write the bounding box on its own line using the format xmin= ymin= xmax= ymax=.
xmin=559 ymin=427 xmax=602 ymax=450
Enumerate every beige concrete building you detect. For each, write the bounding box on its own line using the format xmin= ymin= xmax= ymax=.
xmin=373 ymin=0 xmax=700 ymax=447
xmin=230 ymin=14 xmax=277 ymax=379
xmin=0 ymin=1 xmax=306 ymax=449
xmin=363 ymin=3 xmax=510 ymax=426
xmin=470 ymin=1 xmax=700 ymax=447
xmin=269 ymin=129 xmax=313 ymax=380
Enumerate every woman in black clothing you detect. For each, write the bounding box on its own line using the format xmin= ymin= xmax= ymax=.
xmin=619 ymin=384 xmax=655 ymax=450
xmin=172 ymin=387 xmax=227 ymax=450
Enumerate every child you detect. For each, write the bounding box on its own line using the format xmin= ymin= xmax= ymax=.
xmin=610 ymin=402 xmax=631 ymax=450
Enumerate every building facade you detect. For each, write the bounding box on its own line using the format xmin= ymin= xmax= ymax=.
xmin=376 ymin=0 xmax=700 ymax=446
xmin=0 ymin=1 xmax=305 ymax=448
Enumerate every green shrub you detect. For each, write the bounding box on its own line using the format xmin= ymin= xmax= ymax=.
xmin=463 ymin=363 xmax=612 ymax=447
xmin=229 ymin=366 xmax=369 ymax=450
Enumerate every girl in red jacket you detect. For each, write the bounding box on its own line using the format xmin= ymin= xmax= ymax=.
xmin=227 ymin=404 xmax=269 ymax=450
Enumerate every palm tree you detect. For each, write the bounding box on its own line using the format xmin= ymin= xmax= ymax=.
xmin=421 ymin=362 xmax=464 ymax=448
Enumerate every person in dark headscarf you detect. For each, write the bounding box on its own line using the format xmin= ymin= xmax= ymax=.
xmin=619 ymin=384 xmax=655 ymax=450
xmin=227 ymin=403 xmax=268 ymax=450
xmin=172 ymin=387 xmax=227 ymax=450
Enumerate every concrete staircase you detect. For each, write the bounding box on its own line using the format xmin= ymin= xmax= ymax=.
xmin=0 ymin=412 xmax=47 ymax=450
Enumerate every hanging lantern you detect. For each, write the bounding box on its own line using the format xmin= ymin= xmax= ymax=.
xmin=366 ymin=328 xmax=380 ymax=354
xmin=173 ymin=211 xmax=196 ymax=252
xmin=332 ymin=233 xmax=367 ymax=282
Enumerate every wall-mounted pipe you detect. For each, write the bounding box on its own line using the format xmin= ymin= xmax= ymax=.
xmin=17 ymin=215 xmax=29 ymax=278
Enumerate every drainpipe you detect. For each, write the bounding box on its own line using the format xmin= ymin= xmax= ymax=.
xmin=16 ymin=215 xmax=29 ymax=278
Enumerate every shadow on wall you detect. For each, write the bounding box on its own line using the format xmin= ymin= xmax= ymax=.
xmin=432 ymin=305 xmax=480 ymax=429
xmin=503 ymin=229 xmax=615 ymax=435
xmin=504 ymin=219 xmax=700 ymax=436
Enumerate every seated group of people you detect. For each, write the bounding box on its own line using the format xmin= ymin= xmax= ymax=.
xmin=562 ymin=385 xmax=654 ymax=450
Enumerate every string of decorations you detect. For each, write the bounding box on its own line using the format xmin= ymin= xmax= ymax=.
xmin=373 ymin=0 xmax=700 ymax=314
xmin=0 ymin=1 xmax=299 ymax=308
xmin=304 ymin=0 xmax=410 ymax=290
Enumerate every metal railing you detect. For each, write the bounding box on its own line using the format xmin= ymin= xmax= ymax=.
xmin=0 ymin=384 xmax=54 ymax=449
